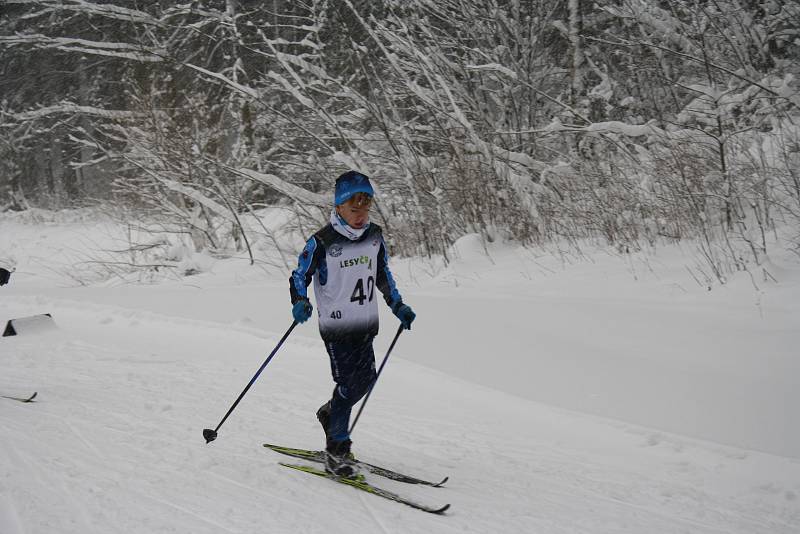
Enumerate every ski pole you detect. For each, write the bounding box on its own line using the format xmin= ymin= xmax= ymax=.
xmin=348 ymin=324 xmax=404 ymax=435
xmin=203 ymin=321 xmax=298 ymax=444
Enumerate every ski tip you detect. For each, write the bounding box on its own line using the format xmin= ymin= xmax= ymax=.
xmin=1 ymin=392 xmax=38 ymax=403
xmin=263 ymin=442 xmax=292 ymax=450
xmin=433 ymin=476 xmax=449 ymax=488
xmin=432 ymin=503 xmax=451 ymax=514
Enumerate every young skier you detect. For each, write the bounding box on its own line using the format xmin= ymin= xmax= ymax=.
xmin=289 ymin=170 xmax=416 ymax=477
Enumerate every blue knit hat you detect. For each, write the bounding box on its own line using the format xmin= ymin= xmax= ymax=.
xmin=334 ymin=171 xmax=374 ymax=205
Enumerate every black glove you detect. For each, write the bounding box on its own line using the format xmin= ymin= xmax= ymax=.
xmin=0 ymin=268 xmax=10 ymax=286
xmin=392 ymin=302 xmax=416 ymax=330
xmin=292 ymin=298 xmax=313 ymax=323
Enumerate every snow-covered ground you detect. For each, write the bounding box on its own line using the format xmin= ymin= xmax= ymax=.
xmin=1 ymin=211 xmax=799 ymax=533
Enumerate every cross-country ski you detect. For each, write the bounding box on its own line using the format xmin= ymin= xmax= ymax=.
xmin=279 ymin=462 xmax=451 ymax=515
xmin=0 ymin=392 xmax=37 ymax=403
xmin=264 ymin=442 xmax=449 ymax=487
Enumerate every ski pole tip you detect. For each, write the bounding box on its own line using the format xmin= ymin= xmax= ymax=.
xmin=203 ymin=428 xmax=218 ymax=443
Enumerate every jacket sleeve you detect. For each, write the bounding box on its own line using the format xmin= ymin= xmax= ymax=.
xmin=376 ymin=235 xmax=403 ymax=310
xmin=289 ymin=237 xmax=322 ymax=304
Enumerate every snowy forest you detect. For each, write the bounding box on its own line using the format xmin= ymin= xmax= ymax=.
xmin=1 ymin=0 xmax=799 ymax=280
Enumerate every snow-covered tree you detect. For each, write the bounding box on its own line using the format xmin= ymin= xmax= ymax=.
xmin=1 ymin=0 xmax=798 ymax=272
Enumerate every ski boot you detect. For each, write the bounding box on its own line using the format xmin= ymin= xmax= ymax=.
xmin=325 ymin=438 xmax=358 ymax=478
xmin=316 ymin=401 xmax=331 ymax=440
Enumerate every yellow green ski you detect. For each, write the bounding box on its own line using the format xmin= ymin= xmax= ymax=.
xmin=280 ymin=462 xmax=450 ymax=514
xmin=263 ymin=442 xmax=448 ymax=487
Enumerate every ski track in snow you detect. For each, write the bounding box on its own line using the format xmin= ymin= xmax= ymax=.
xmin=356 ymin=492 xmax=393 ymax=534
xmin=2 ymin=228 xmax=800 ymax=532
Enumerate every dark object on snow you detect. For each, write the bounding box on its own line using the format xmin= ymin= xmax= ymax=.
xmin=2 ymin=314 xmax=57 ymax=337
xmin=0 ymin=268 xmax=10 ymax=286
xmin=1 ymin=392 xmax=37 ymax=403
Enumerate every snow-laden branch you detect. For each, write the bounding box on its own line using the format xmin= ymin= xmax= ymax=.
xmin=463 ymin=45 xmax=590 ymax=125
xmin=635 ymin=39 xmax=800 ymax=111
xmin=464 ymin=63 xmax=518 ymax=79
xmin=156 ymin=178 xmax=233 ymax=222
xmin=273 ymin=51 xmax=331 ymax=82
xmin=222 ymin=165 xmax=328 ymax=207
xmin=602 ymin=2 xmax=697 ymax=55
xmin=560 ymin=120 xmax=664 ymax=137
xmin=0 ymin=34 xmax=164 ymax=62
xmin=501 ymin=118 xmax=664 ymax=139
xmin=6 ymin=0 xmax=160 ymax=26
xmin=161 ymin=5 xmax=230 ymax=24
xmin=184 ymin=62 xmax=341 ymax=161
xmin=183 ymin=63 xmax=259 ymax=99
xmin=2 ymin=103 xmax=143 ymax=122
xmin=266 ymin=70 xmax=316 ymax=109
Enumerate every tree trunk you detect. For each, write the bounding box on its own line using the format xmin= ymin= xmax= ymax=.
xmin=50 ymin=135 xmax=66 ymax=208
xmin=568 ymin=0 xmax=584 ymax=107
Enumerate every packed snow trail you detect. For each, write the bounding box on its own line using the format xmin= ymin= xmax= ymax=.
xmin=2 ymin=293 xmax=798 ymax=533
xmin=1 ymin=214 xmax=799 ymax=533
